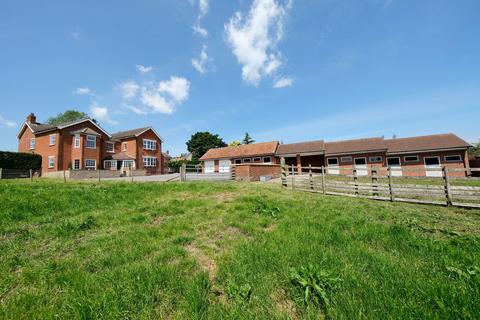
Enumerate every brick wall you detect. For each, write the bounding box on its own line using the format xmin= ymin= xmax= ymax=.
xmin=234 ymin=164 xmax=281 ymax=181
xmin=136 ymin=130 xmax=163 ymax=175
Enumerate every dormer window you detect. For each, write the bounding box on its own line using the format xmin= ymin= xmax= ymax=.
xmin=86 ymin=135 xmax=96 ymax=149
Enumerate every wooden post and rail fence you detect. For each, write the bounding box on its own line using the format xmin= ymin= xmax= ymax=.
xmin=280 ymin=160 xmax=480 ymax=209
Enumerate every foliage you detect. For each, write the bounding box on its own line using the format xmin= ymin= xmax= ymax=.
xmin=47 ymin=109 xmax=97 ymax=125
xmin=0 ymin=151 xmax=42 ymax=170
xmin=226 ymin=283 xmax=252 ymax=303
xmin=242 ymin=132 xmax=255 ymax=145
xmin=470 ymin=141 xmax=480 ymax=158
xmin=251 ymin=198 xmax=280 ymax=218
xmin=186 ymin=131 xmax=227 ymax=160
xmin=290 ymin=264 xmax=341 ymax=310
xmin=168 ymin=159 xmax=199 ymax=172
xmin=228 ymin=141 xmax=242 ymax=147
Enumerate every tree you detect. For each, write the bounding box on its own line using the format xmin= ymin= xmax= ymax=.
xmin=242 ymin=132 xmax=255 ymax=145
xmin=228 ymin=141 xmax=242 ymax=147
xmin=470 ymin=141 xmax=480 ymax=158
xmin=47 ymin=109 xmax=97 ymax=125
xmin=186 ymin=132 xmax=227 ymax=160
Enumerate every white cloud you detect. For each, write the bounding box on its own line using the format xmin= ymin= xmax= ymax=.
xmin=117 ymin=80 xmax=139 ymax=99
xmin=191 ymin=45 xmax=209 ymax=74
xmin=73 ymin=87 xmax=92 ymax=95
xmin=225 ymin=0 xmax=292 ymax=86
xmin=273 ymin=76 xmax=294 ymax=88
xmin=192 ymin=24 xmax=208 ymax=37
xmin=0 ymin=115 xmax=16 ymax=128
xmin=70 ymin=31 xmax=80 ymax=39
xmin=140 ymin=76 xmax=190 ymax=114
xmin=89 ymin=102 xmax=118 ymax=125
xmin=124 ymin=104 xmax=148 ymax=116
xmin=199 ymin=0 xmax=209 ymax=18
xmin=136 ymin=65 xmax=153 ymax=74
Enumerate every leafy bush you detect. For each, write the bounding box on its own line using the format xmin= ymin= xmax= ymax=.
xmin=290 ymin=264 xmax=341 ymax=311
xmin=168 ymin=159 xmax=199 ymax=173
xmin=0 ymin=151 xmax=42 ymax=170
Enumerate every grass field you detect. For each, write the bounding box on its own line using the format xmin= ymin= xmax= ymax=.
xmin=1 ymin=180 xmax=479 ymax=319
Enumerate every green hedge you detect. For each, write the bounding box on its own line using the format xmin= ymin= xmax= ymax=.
xmin=168 ymin=159 xmax=199 ymax=173
xmin=0 ymin=151 xmax=42 ymax=170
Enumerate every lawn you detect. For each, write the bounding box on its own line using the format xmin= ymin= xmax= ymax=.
xmin=0 ymin=180 xmax=479 ymax=319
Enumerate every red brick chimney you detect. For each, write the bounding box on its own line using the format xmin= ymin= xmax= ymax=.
xmin=26 ymin=113 xmax=36 ymax=123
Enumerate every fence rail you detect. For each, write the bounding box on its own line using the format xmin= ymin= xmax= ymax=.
xmin=280 ymin=160 xmax=480 ymax=209
xmin=179 ymin=164 xmax=235 ymax=181
xmin=0 ymin=168 xmax=37 ymax=180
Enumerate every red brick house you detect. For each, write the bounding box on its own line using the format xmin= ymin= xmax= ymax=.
xmin=17 ymin=113 xmax=164 ymax=175
xmin=200 ymin=133 xmax=472 ymax=178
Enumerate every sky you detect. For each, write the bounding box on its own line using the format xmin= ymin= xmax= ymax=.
xmin=0 ymin=0 xmax=479 ymax=155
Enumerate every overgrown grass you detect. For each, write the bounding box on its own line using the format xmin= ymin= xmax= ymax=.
xmin=0 ymin=179 xmax=479 ymax=319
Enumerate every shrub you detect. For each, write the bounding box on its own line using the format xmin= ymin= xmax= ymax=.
xmin=168 ymin=159 xmax=200 ymax=173
xmin=0 ymin=151 xmax=42 ymax=170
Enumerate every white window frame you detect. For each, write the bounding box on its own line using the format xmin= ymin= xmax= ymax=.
xmin=73 ymin=159 xmax=81 ymax=170
xmin=387 ymin=157 xmax=401 ymax=167
xmin=143 ymin=156 xmax=157 ymax=167
xmin=143 ymin=139 xmax=157 ymax=151
xmin=122 ymin=142 xmax=127 ymax=151
xmin=104 ymin=160 xmax=117 ymax=170
xmin=424 ymin=156 xmax=441 ymax=167
xmin=444 ymin=155 xmax=462 ymax=162
xmin=234 ymin=159 xmax=242 ymax=164
xmin=74 ymin=135 xmax=81 ymax=148
xmin=106 ymin=142 xmax=115 ymax=153
xmin=263 ymin=156 xmax=272 ymax=163
xmin=85 ymin=135 xmax=96 ymax=149
xmin=85 ymin=159 xmax=96 ymax=170
xmin=49 ymin=134 xmax=56 ymax=146
xmin=29 ymin=138 xmax=35 ymax=150
xmin=404 ymin=155 xmax=419 ymax=163
xmin=327 ymin=158 xmax=339 ymax=166
xmin=48 ymin=156 xmax=55 ymax=169
xmin=243 ymin=158 xmax=252 ymax=163
xmin=340 ymin=156 xmax=352 ymax=163
xmin=369 ymin=156 xmax=383 ymax=163
xmin=253 ymin=157 xmax=261 ymax=162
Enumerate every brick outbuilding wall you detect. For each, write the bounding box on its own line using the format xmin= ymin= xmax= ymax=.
xmin=234 ymin=164 xmax=281 ymax=181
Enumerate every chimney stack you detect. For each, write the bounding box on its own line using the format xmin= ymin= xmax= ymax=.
xmin=26 ymin=113 xmax=36 ymax=124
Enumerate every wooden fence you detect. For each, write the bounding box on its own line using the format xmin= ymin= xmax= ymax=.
xmin=0 ymin=168 xmax=38 ymax=180
xmin=179 ymin=164 xmax=235 ymax=182
xmin=280 ymin=160 xmax=480 ymax=209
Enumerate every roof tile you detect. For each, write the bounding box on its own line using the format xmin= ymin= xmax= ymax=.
xmin=200 ymin=141 xmax=279 ymax=160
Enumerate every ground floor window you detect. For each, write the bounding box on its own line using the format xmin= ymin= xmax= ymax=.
xmin=263 ymin=156 xmax=272 ymax=163
xmin=369 ymin=156 xmax=382 ymax=163
xmin=234 ymin=159 xmax=242 ymax=164
xmin=104 ymin=160 xmax=117 ymax=170
xmin=340 ymin=156 xmax=352 ymax=163
xmin=327 ymin=158 xmax=338 ymax=166
xmin=424 ymin=156 xmax=440 ymax=166
xmin=122 ymin=160 xmax=135 ymax=169
xmin=253 ymin=157 xmax=261 ymax=162
xmin=143 ymin=157 xmax=157 ymax=167
xmin=85 ymin=159 xmax=96 ymax=170
xmin=48 ymin=156 xmax=55 ymax=168
xmin=73 ymin=159 xmax=80 ymax=170
xmin=404 ymin=155 xmax=419 ymax=162
xmin=243 ymin=158 xmax=251 ymax=163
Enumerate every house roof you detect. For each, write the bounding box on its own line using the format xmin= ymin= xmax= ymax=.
xmin=17 ymin=118 xmax=110 ymax=138
xmin=70 ymin=127 xmax=102 ymax=136
xmin=112 ymin=152 xmax=136 ymax=160
xmin=325 ymin=137 xmax=386 ymax=155
xmin=276 ymin=140 xmax=325 ymax=155
xmin=385 ymin=133 xmax=470 ymax=153
xmin=111 ymin=126 xmax=163 ymax=142
xmin=200 ymin=141 xmax=279 ymax=160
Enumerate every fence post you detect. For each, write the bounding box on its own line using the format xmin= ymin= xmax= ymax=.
xmin=280 ymin=157 xmax=287 ymax=187
xmin=180 ymin=163 xmax=186 ymax=182
xmin=131 ymin=167 xmax=134 ymax=183
xmin=308 ymin=164 xmax=314 ymax=190
xmin=0 ymin=168 xmax=2 ymax=179
xmin=371 ymin=167 xmax=378 ymax=197
xmin=321 ymin=166 xmax=326 ymax=195
xmin=63 ymin=170 xmax=67 ymax=183
xmin=29 ymin=169 xmax=33 ymax=182
xmin=443 ymin=167 xmax=453 ymax=206
xmin=230 ymin=165 xmax=235 ymax=180
xmin=291 ymin=164 xmax=295 ymax=190
xmin=388 ymin=167 xmax=394 ymax=202
xmin=353 ymin=168 xmax=359 ymax=196
xmin=98 ymin=169 xmax=101 ymax=183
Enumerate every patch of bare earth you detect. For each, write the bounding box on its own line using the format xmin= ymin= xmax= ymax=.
xmin=264 ymin=224 xmax=277 ymax=232
xmin=272 ymin=289 xmax=299 ymax=320
xmin=185 ymin=244 xmax=217 ymax=281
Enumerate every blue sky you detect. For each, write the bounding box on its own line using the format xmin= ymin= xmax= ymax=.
xmin=1 ymin=0 xmax=479 ymax=155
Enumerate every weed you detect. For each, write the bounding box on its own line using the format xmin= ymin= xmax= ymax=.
xmin=173 ymin=236 xmax=194 ymax=246
xmin=289 ymin=264 xmax=341 ymax=311
xmin=251 ymin=198 xmax=280 ymax=218
xmin=226 ymin=283 xmax=253 ymax=303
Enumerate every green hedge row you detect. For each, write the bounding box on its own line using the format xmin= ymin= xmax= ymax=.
xmin=0 ymin=151 xmax=42 ymax=170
